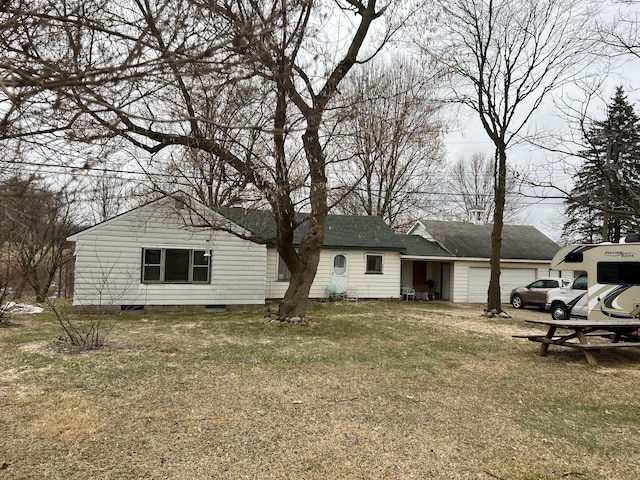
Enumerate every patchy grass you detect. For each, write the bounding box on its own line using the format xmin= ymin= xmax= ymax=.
xmin=1 ymin=301 xmax=640 ymax=479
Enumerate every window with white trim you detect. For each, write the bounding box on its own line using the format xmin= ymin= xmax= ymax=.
xmin=142 ymin=248 xmax=210 ymax=283
xmin=365 ymin=254 xmax=383 ymax=274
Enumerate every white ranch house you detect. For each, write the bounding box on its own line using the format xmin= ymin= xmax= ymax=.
xmin=67 ymin=196 xmax=561 ymax=311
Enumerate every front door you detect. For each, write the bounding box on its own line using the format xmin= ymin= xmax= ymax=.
xmin=331 ymin=253 xmax=348 ymax=293
xmin=413 ymin=261 xmax=427 ymax=292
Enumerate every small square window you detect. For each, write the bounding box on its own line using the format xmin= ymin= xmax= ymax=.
xmin=145 ymin=249 xmax=161 ymax=265
xmin=277 ymin=254 xmax=291 ymax=282
xmin=365 ymin=254 xmax=383 ymax=274
xmin=193 ymin=250 xmax=209 ymax=266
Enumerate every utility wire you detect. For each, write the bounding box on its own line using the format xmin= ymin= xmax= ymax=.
xmin=1 ymin=159 xmax=566 ymax=205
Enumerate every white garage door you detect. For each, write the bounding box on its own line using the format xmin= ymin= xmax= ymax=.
xmin=468 ymin=267 xmax=537 ymax=303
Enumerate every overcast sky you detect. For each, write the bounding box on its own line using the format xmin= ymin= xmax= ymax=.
xmin=443 ymin=50 xmax=640 ymax=242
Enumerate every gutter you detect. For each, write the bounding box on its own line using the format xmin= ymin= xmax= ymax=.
xmin=428 ymin=257 xmax=553 ymax=264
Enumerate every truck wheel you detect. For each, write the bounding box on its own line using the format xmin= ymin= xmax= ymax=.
xmin=551 ymin=304 xmax=568 ymax=320
xmin=511 ymin=295 xmax=524 ymax=309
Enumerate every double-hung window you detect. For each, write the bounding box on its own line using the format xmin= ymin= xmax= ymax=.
xmin=142 ymin=248 xmax=210 ymax=283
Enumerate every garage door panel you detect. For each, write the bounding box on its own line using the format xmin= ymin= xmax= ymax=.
xmin=502 ymin=269 xmax=537 ymax=303
xmin=468 ymin=267 xmax=536 ymax=303
xmin=468 ymin=268 xmax=490 ymax=303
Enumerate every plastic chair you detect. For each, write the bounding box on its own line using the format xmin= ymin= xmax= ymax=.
xmin=401 ymin=286 xmax=416 ymax=301
xmin=345 ymin=287 xmax=358 ymax=302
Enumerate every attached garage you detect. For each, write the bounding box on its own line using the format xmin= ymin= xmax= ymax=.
xmin=467 ymin=267 xmax=537 ymax=303
xmin=407 ymin=220 xmax=560 ymax=305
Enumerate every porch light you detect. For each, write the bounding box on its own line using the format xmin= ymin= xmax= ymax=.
xmin=203 ymin=238 xmax=211 ymax=257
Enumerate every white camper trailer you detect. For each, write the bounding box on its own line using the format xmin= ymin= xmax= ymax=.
xmin=550 ymin=237 xmax=640 ymax=321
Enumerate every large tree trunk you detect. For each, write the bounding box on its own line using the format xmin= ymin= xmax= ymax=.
xmin=487 ymin=147 xmax=507 ymax=313
xmin=277 ymin=121 xmax=328 ymax=320
xmin=278 ymin=221 xmax=325 ymax=318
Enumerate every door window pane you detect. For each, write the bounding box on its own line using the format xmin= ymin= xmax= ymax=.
xmin=333 ymin=254 xmax=346 ymax=275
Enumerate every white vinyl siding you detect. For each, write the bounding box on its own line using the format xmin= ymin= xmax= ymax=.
xmin=70 ymin=199 xmax=266 ymax=307
xmin=466 ymin=267 xmax=490 ymax=302
xmin=265 ymin=249 xmax=402 ymax=299
xmin=349 ymin=251 xmax=400 ymax=298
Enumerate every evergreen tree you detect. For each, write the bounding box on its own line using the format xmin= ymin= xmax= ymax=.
xmin=563 ymin=86 xmax=640 ymax=243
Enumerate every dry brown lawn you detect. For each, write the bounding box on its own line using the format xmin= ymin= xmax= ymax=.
xmin=2 ymin=301 xmax=640 ymax=479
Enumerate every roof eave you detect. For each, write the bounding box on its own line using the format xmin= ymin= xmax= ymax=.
xmin=268 ymin=243 xmax=405 ymax=252
xmin=447 ymin=257 xmax=553 ymax=263
xmin=400 ymin=255 xmax=455 ymax=260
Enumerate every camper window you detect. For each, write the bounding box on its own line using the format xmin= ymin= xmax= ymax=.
xmin=597 ymin=262 xmax=640 ymax=285
xmin=564 ymin=251 xmax=584 ymax=263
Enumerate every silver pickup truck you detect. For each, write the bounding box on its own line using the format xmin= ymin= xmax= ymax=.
xmin=545 ymin=274 xmax=588 ymax=320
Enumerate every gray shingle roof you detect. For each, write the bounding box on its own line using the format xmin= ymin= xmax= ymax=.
xmin=219 ymin=207 xmax=405 ymax=250
xmin=419 ymin=220 xmax=559 ymax=260
xmin=396 ymin=234 xmax=454 ymax=257
xmin=323 ymin=215 xmax=406 ymax=250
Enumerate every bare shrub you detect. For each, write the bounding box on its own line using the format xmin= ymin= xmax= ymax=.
xmin=46 ymin=299 xmax=116 ymax=350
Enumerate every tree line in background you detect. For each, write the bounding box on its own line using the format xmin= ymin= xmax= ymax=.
xmin=0 ymin=177 xmax=75 ymax=310
xmin=1 ymin=0 xmax=639 ymax=316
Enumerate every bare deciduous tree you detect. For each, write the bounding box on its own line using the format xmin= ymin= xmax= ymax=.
xmin=446 ymin=152 xmax=525 ymax=224
xmin=137 ymin=87 xmax=264 ymax=209
xmin=84 ymin=167 xmax=134 ymax=224
xmin=2 ymin=1 xmax=403 ymax=318
xmin=328 ymin=59 xmax=447 ymax=230
xmin=598 ymin=1 xmax=640 ymax=60
xmin=426 ymin=0 xmax=599 ymax=312
xmin=0 ymin=177 xmax=77 ymax=302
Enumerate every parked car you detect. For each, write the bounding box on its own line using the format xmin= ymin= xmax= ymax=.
xmin=510 ymin=277 xmax=571 ymax=310
xmin=545 ymin=274 xmax=588 ymax=320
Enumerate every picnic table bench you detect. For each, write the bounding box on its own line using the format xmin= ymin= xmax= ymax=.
xmin=514 ymin=319 xmax=640 ymax=366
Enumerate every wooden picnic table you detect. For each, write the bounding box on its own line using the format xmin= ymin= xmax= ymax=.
xmin=516 ymin=319 xmax=640 ymax=366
